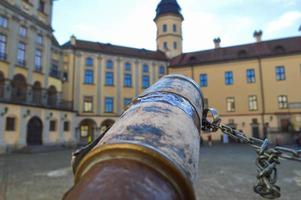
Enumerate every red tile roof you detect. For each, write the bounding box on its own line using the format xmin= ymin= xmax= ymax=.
xmin=170 ymin=36 xmax=301 ymax=67
xmin=62 ymin=40 xmax=168 ymax=61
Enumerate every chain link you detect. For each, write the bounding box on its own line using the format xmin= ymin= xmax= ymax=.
xmin=202 ymin=108 xmax=301 ymax=199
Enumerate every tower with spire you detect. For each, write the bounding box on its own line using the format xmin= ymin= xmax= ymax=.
xmin=154 ymin=0 xmax=184 ymax=59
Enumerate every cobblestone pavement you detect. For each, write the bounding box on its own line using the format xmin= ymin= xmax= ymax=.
xmin=0 ymin=144 xmax=300 ymax=200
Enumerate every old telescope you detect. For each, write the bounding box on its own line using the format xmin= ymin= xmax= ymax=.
xmin=63 ymin=74 xmax=203 ymax=200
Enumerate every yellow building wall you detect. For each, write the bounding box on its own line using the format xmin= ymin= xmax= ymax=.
xmin=261 ymin=55 xmax=301 ymax=113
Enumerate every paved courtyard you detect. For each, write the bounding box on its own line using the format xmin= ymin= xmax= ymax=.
xmin=0 ymin=144 xmax=300 ymax=200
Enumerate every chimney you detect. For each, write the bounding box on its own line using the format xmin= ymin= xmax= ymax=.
xmin=213 ymin=37 xmax=221 ymax=49
xmin=253 ymin=30 xmax=263 ymax=42
xmin=70 ymin=35 xmax=76 ymax=46
xmin=299 ymin=25 xmax=301 ymax=32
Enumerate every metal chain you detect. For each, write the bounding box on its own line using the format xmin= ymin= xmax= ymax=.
xmin=202 ymin=108 xmax=301 ymax=199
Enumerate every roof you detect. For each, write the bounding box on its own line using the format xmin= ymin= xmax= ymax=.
xmin=154 ymin=0 xmax=183 ymax=21
xmin=62 ymin=40 xmax=168 ymax=61
xmin=170 ymin=36 xmax=301 ymax=67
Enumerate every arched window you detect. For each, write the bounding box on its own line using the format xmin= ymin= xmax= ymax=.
xmin=11 ymin=74 xmax=27 ymax=101
xmin=106 ymin=60 xmax=114 ymax=69
xmin=0 ymin=71 xmax=4 ymax=98
xmin=32 ymin=81 xmax=42 ymax=104
xmin=142 ymin=64 xmax=149 ymax=73
xmin=85 ymin=57 xmax=94 ymax=66
xmin=48 ymin=85 xmax=57 ymax=106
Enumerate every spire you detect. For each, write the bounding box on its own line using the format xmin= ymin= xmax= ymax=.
xmin=154 ymin=0 xmax=183 ymax=21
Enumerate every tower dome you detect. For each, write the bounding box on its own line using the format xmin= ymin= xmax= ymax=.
xmin=155 ymin=0 xmax=183 ymax=21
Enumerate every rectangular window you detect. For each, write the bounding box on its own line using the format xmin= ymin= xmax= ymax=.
xmin=124 ymin=98 xmax=132 ymax=107
xmin=246 ymin=69 xmax=255 ymax=83
xmin=225 ymin=71 xmax=233 ymax=85
xmin=124 ymin=74 xmax=132 ymax=87
xmin=64 ymin=121 xmax=70 ymax=132
xmin=17 ymin=42 xmax=26 ymax=66
xmin=163 ymin=42 xmax=168 ymax=49
xmin=159 ymin=66 xmax=165 ymax=75
xmin=105 ymin=97 xmax=114 ymax=113
xmin=173 ymin=24 xmax=177 ymax=32
xmin=84 ymin=70 xmax=94 ymax=84
xmin=143 ymin=64 xmax=149 ymax=73
xmin=0 ymin=34 xmax=7 ymax=60
xmin=275 ymin=66 xmax=286 ymax=80
xmin=278 ymin=95 xmax=288 ymax=109
xmin=248 ymin=95 xmax=258 ymax=111
xmin=199 ymin=74 xmax=208 ymax=87
xmin=80 ymin=125 xmax=88 ymax=137
xmin=19 ymin=26 xmax=27 ymax=37
xmin=35 ymin=49 xmax=42 ymax=71
xmin=49 ymin=120 xmax=56 ymax=132
xmin=173 ymin=41 xmax=177 ymax=49
xmin=38 ymin=0 xmax=45 ymax=13
xmin=5 ymin=117 xmax=15 ymax=131
xmin=125 ymin=63 xmax=131 ymax=72
xmin=105 ymin=72 xmax=114 ymax=86
xmin=142 ymin=75 xmax=150 ymax=89
xmin=226 ymin=97 xmax=235 ymax=112
xmin=50 ymin=64 xmax=59 ymax=78
xmin=36 ymin=34 xmax=43 ymax=44
xmin=0 ymin=16 xmax=8 ymax=28
xmin=83 ymin=96 xmax=93 ymax=112
xmin=163 ymin=24 xmax=167 ymax=32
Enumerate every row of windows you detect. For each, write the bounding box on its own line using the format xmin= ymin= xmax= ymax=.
xmin=84 ymin=57 xmax=165 ymax=74
xmin=162 ymin=24 xmax=177 ymax=33
xmin=199 ymin=66 xmax=287 ymax=87
xmin=163 ymin=41 xmax=177 ymax=50
xmin=0 ymin=33 xmax=43 ymax=70
xmin=223 ymin=95 xmax=288 ymax=112
xmin=5 ymin=117 xmax=70 ymax=132
xmin=84 ymin=70 xmax=151 ymax=88
xmin=83 ymin=97 xmax=133 ymax=113
xmin=82 ymin=95 xmax=289 ymax=114
xmin=0 ymin=16 xmax=44 ymax=45
xmin=22 ymin=0 xmax=46 ymax=13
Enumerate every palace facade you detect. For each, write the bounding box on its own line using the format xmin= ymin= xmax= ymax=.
xmin=0 ymin=0 xmax=300 ymax=152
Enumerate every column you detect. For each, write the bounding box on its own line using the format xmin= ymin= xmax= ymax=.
xmin=18 ymin=108 xmax=27 ymax=146
xmin=0 ymin=110 xmax=4 ymax=147
xmin=96 ymin=55 xmax=103 ymax=115
xmin=134 ymin=60 xmax=140 ymax=97
xmin=43 ymin=34 xmax=52 ymax=88
xmin=59 ymin=112 xmax=65 ymax=144
xmin=152 ymin=62 xmax=156 ymax=84
xmin=7 ymin=15 xmax=19 ymax=79
xmin=73 ymin=52 xmax=82 ymax=111
xmin=43 ymin=112 xmax=50 ymax=145
xmin=116 ymin=57 xmax=122 ymax=114
xmin=4 ymin=80 xmax=11 ymax=100
xmin=26 ymin=85 xmax=33 ymax=104
xmin=27 ymin=25 xmax=37 ymax=84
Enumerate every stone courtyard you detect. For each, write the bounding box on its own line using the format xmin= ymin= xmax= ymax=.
xmin=0 ymin=144 xmax=300 ymax=200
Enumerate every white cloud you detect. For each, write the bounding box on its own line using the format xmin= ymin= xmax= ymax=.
xmin=266 ymin=11 xmax=301 ymax=34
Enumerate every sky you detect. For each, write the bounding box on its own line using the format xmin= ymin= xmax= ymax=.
xmin=52 ymin=0 xmax=301 ymax=52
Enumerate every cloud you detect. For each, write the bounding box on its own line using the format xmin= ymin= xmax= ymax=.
xmin=266 ymin=11 xmax=301 ymax=34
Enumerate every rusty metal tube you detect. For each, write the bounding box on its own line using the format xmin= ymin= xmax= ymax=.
xmin=64 ymin=74 xmax=204 ymax=200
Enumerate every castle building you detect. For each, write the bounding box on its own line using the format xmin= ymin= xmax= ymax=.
xmin=0 ymin=0 xmax=300 ymax=152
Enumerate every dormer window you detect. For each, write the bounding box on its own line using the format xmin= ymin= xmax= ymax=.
xmin=38 ymin=0 xmax=45 ymax=13
xmin=274 ymin=45 xmax=285 ymax=54
xmin=238 ymin=50 xmax=247 ymax=58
